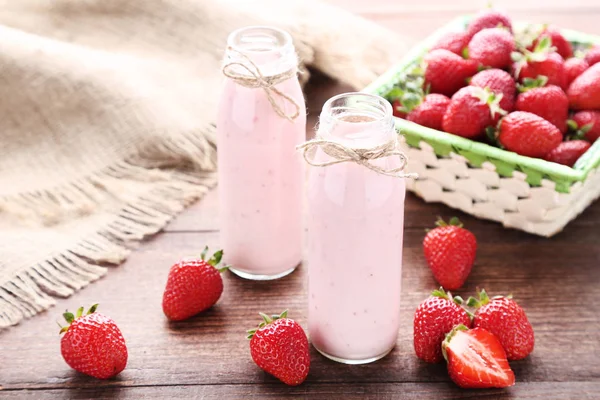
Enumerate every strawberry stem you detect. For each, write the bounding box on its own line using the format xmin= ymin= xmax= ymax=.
xmin=246 ymin=310 xmax=289 ymax=340
xmin=59 ymin=304 xmax=99 ymax=335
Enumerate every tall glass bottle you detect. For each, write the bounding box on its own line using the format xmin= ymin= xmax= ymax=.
xmin=305 ymin=93 xmax=407 ymax=363
xmin=217 ymin=26 xmax=306 ymax=280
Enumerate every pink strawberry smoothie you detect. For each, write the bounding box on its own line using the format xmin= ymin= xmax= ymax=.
xmin=306 ymin=93 xmax=406 ymax=363
xmin=217 ymin=27 xmax=306 ymax=280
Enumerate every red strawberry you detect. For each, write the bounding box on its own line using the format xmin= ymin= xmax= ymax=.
xmin=406 ymin=93 xmax=451 ymax=130
xmin=470 ymin=69 xmax=516 ymax=114
xmin=442 ymin=86 xmax=505 ymax=138
xmin=571 ymin=110 xmax=600 ymax=142
xmin=424 ymin=49 xmax=479 ymax=96
xmin=515 ymin=83 xmax=568 ymax=133
xmin=468 ymin=290 xmax=535 ymax=361
xmin=391 ymin=99 xmax=407 ymax=118
xmin=248 ymin=311 xmax=310 ymax=386
xmin=498 ymin=111 xmax=563 ymax=158
xmin=564 ymin=57 xmax=589 ymax=86
xmin=442 ymin=325 xmax=515 ymax=389
xmin=59 ymin=305 xmax=128 ymax=379
xmin=531 ymin=27 xmax=573 ymax=59
xmin=162 ymin=247 xmax=227 ymax=321
xmin=431 ymin=31 xmax=470 ymax=55
xmin=545 ymin=140 xmax=591 ymax=167
xmin=584 ymin=46 xmax=600 ymax=66
xmin=423 ymin=217 xmax=477 ymax=290
xmin=413 ymin=288 xmax=472 ymax=363
xmin=466 ymin=9 xmax=513 ymax=39
xmin=515 ymin=52 xmax=568 ymax=91
xmin=567 ymin=62 xmax=600 ymax=110
xmin=468 ymin=28 xmax=515 ymax=69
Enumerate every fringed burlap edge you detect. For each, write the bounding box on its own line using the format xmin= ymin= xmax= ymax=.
xmin=0 ymin=128 xmax=217 ymax=328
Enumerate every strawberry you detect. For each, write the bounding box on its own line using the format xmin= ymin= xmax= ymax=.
xmin=515 ymin=81 xmax=569 ymax=133
xmin=531 ymin=27 xmax=573 ymax=59
xmin=162 ymin=247 xmax=228 ymax=321
xmin=442 ymin=325 xmax=515 ymax=389
xmin=564 ymin=57 xmax=589 ymax=86
xmin=442 ymin=86 xmax=506 ymax=138
xmin=424 ymin=49 xmax=479 ymax=96
xmin=584 ymin=46 xmax=600 ymax=66
xmin=498 ymin=111 xmax=563 ymax=158
xmin=467 ymin=28 xmax=515 ymax=69
xmin=423 ymin=217 xmax=477 ymax=290
xmin=567 ymin=62 xmax=600 ymax=110
xmin=470 ymin=69 xmax=516 ymax=115
xmin=247 ymin=311 xmax=310 ymax=386
xmin=406 ymin=93 xmax=451 ymax=130
xmin=514 ymin=37 xmax=568 ymax=90
xmin=466 ymin=9 xmax=513 ymax=39
xmin=59 ymin=305 xmax=127 ymax=379
xmin=545 ymin=140 xmax=591 ymax=167
xmin=468 ymin=290 xmax=535 ymax=361
xmin=571 ymin=110 xmax=600 ymax=142
xmin=413 ymin=288 xmax=472 ymax=363
xmin=391 ymin=99 xmax=407 ymax=118
xmin=431 ymin=31 xmax=470 ymax=55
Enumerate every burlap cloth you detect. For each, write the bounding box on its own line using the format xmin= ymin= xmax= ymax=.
xmin=0 ymin=0 xmax=409 ymax=328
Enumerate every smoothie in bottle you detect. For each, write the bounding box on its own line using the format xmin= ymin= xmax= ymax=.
xmin=303 ymin=93 xmax=408 ymax=363
xmin=217 ymin=27 xmax=305 ymax=280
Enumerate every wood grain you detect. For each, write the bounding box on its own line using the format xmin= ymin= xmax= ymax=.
xmin=2 ymin=1 xmax=600 ymax=399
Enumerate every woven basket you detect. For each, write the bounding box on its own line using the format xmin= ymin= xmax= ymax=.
xmin=364 ymin=17 xmax=600 ymax=237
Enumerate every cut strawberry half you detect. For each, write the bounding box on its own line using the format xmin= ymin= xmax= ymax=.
xmin=442 ymin=325 xmax=515 ymax=389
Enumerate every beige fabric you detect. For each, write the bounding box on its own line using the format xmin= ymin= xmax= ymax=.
xmin=0 ymin=0 xmax=410 ymax=327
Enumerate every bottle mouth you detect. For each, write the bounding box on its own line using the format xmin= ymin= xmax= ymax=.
xmin=321 ymin=92 xmax=393 ymax=124
xmin=227 ymin=26 xmax=293 ymax=55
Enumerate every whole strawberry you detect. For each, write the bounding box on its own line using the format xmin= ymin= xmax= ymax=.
xmin=424 ymin=49 xmax=479 ymax=96
xmin=531 ymin=27 xmax=573 ymax=59
xmin=248 ymin=311 xmax=310 ymax=386
xmin=466 ymin=9 xmax=513 ymax=39
xmin=584 ymin=46 xmax=600 ymax=67
xmin=498 ymin=111 xmax=563 ymax=158
xmin=514 ymin=37 xmax=568 ymax=90
xmin=468 ymin=28 xmax=515 ymax=69
xmin=468 ymin=290 xmax=535 ymax=361
xmin=470 ymin=69 xmax=516 ymax=116
xmin=442 ymin=86 xmax=505 ymax=138
xmin=567 ymin=62 xmax=600 ymax=110
xmin=406 ymin=93 xmax=451 ymax=130
xmin=515 ymin=81 xmax=569 ymax=133
xmin=413 ymin=288 xmax=472 ymax=363
xmin=564 ymin=57 xmax=589 ymax=86
xmin=571 ymin=110 xmax=600 ymax=142
xmin=423 ymin=217 xmax=477 ymax=290
xmin=431 ymin=31 xmax=470 ymax=55
xmin=59 ymin=305 xmax=128 ymax=379
xmin=545 ymin=140 xmax=591 ymax=167
xmin=443 ymin=325 xmax=515 ymax=389
xmin=162 ymin=247 xmax=228 ymax=321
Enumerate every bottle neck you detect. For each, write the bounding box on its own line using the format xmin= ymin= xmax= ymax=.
xmin=224 ymin=26 xmax=297 ymax=77
xmin=318 ymin=93 xmax=395 ymax=148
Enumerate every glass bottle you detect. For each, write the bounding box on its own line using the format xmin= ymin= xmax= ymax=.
xmin=217 ymin=26 xmax=306 ymax=280
xmin=305 ymin=92 xmax=407 ymax=363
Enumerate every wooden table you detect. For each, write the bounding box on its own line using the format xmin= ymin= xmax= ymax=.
xmin=3 ymin=1 xmax=600 ymax=399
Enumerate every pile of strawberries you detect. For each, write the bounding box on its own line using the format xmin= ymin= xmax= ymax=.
xmin=416 ymin=218 xmax=534 ymax=389
xmin=391 ymin=8 xmax=600 ymax=167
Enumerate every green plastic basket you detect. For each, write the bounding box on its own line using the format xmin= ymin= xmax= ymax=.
xmin=364 ymin=16 xmax=600 ymax=236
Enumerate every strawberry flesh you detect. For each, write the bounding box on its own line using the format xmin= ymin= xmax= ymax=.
xmin=443 ymin=327 xmax=515 ymax=389
xmin=545 ymin=140 xmax=591 ymax=167
xmin=568 ymin=62 xmax=600 ymax=110
xmin=424 ymin=49 xmax=478 ymax=96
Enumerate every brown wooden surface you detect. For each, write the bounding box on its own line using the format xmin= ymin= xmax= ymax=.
xmin=3 ymin=1 xmax=600 ymax=399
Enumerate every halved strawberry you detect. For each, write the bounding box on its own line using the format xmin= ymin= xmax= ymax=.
xmin=442 ymin=325 xmax=515 ymax=389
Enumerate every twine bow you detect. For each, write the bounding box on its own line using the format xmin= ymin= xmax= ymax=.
xmin=297 ymin=136 xmax=417 ymax=178
xmin=222 ymin=47 xmax=300 ymax=122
